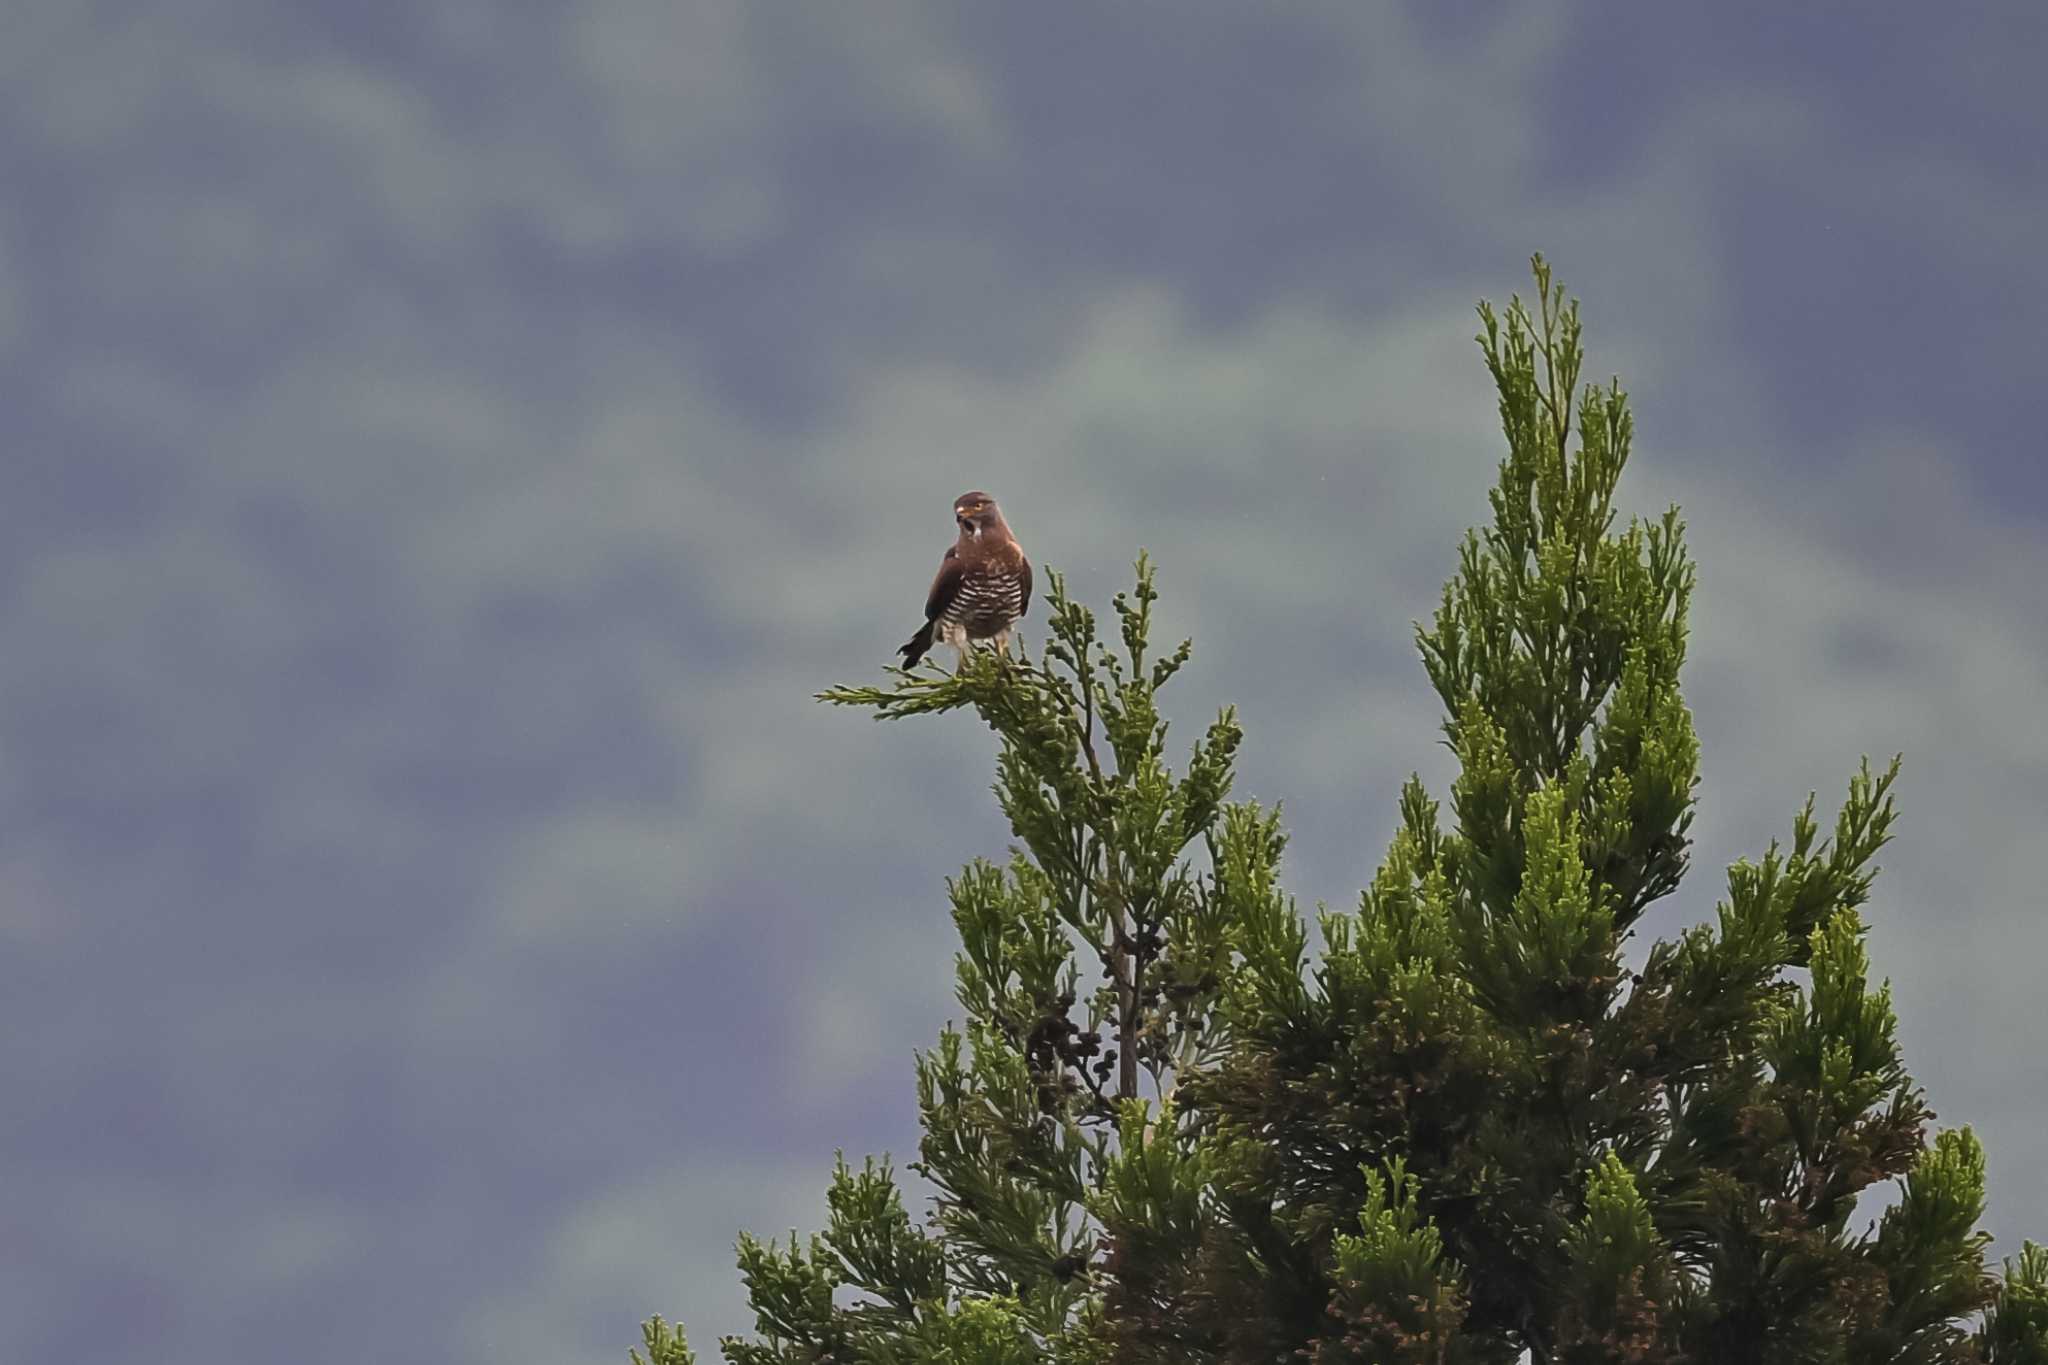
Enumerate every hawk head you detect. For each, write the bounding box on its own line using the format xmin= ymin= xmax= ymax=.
xmin=954 ymin=490 xmax=1008 ymax=540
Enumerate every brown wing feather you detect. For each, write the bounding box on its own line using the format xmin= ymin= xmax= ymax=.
xmin=924 ymin=546 xmax=965 ymax=622
xmin=1017 ymin=553 xmax=1032 ymax=619
xmin=898 ymin=548 xmax=966 ymax=668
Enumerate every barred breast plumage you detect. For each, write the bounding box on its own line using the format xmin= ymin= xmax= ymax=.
xmin=942 ymin=570 xmax=1027 ymax=637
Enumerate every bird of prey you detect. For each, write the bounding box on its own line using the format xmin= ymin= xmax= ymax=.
xmin=897 ymin=491 xmax=1033 ymax=670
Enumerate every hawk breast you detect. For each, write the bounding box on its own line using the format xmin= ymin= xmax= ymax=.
xmin=942 ymin=564 xmax=1027 ymax=639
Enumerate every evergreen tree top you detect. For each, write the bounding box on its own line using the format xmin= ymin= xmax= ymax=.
xmin=642 ymin=257 xmax=2045 ymax=1365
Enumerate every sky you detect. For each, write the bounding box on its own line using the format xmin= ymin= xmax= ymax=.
xmin=2 ymin=4 xmax=2044 ymax=1362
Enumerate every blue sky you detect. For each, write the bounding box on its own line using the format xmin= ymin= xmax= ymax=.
xmin=3 ymin=5 xmax=2044 ymax=1362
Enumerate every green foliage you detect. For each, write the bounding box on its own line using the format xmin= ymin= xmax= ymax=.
xmin=632 ymin=1317 xmax=697 ymax=1365
xmin=638 ymin=257 xmax=2031 ymax=1364
xmin=1982 ymin=1244 xmax=2048 ymax=1364
xmin=1555 ymin=1152 xmax=1672 ymax=1362
xmin=1323 ymin=1157 xmax=1470 ymax=1363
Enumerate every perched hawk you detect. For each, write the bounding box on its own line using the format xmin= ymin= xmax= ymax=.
xmin=897 ymin=490 xmax=1032 ymax=669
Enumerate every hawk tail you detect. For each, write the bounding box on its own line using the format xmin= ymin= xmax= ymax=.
xmin=897 ymin=621 xmax=935 ymax=668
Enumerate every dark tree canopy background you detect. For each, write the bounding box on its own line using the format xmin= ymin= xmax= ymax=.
xmin=647 ymin=264 xmax=2047 ymax=1365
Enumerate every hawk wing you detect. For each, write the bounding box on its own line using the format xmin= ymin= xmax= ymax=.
xmin=1017 ymin=553 xmax=1032 ymax=619
xmin=898 ymin=547 xmax=965 ymax=668
xmin=924 ymin=546 xmax=965 ymax=622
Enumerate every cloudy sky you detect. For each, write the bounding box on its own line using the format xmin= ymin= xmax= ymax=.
xmin=3 ymin=4 xmax=2043 ymax=1362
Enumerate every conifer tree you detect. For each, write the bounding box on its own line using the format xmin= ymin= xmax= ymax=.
xmin=638 ymin=258 xmax=2046 ymax=1365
